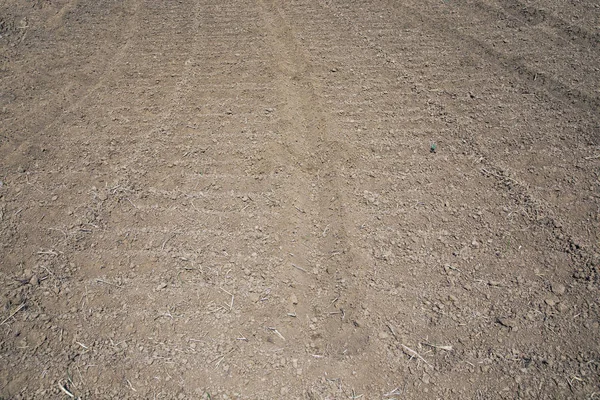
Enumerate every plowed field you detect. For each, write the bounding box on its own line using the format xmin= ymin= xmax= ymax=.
xmin=1 ymin=0 xmax=599 ymax=398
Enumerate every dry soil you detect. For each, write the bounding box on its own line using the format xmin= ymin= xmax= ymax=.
xmin=1 ymin=0 xmax=599 ymax=399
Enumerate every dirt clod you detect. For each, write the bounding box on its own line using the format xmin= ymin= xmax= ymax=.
xmin=29 ymin=275 xmax=39 ymax=286
xmin=552 ymin=283 xmax=567 ymax=296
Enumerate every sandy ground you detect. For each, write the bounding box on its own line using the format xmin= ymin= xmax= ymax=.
xmin=1 ymin=0 xmax=599 ymax=398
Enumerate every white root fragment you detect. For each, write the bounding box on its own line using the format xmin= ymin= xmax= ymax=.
xmin=58 ymin=382 xmax=75 ymax=398
xmin=422 ymin=342 xmax=453 ymax=351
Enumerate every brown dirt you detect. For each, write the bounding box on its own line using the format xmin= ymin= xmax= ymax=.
xmin=1 ymin=0 xmax=599 ymax=398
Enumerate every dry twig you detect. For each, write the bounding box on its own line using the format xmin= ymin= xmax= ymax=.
xmin=96 ymin=279 xmax=121 ymax=287
xmin=291 ymin=263 xmax=307 ymax=273
xmin=422 ymin=342 xmax=453 ymax=351
xmin=220 ymin=287 xmax=234 ymax=310
xmin=0 ymin=303 xmax=26 ymax=325
xmin=401 ymin=344 xmax=432 ymax=368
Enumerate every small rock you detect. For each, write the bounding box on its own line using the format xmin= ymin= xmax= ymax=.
xmin=29 ymin=275 xmax=40 ymax=286
xmin=330 ymin=67 xmax=338 ymax=72
xmin=471 ymin=240 xmax=480 ymax=248
xmin=249 ymin=293 xmax=260 ymax=303
xmin=378 ymin=331 xmax=390 ymax=339
xmin=125 ymin=324 xmax=136 ymax=334
xmin=545 ymin=298 xmax=556 ymax=307
xmin=157 ymin=283 xmax=168 ymax=290
xmin=51 ymin=195 xmax=58 ymax=201
xmin=22 ymin=268 xmax=32 ymax=280
xmin=551 ymin=283 xmax=566 ymax=296
xmin=290 ymin=294 xmax=298 ymax=305
xmin=557 ymin=303 xmax=568 ymax=313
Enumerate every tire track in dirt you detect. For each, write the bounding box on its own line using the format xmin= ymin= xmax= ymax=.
xmin=45 ymin=0 xmax=80 ymax=30
xmin=1 ymin=0 xmax=197 ymax=275
xmin=260 ymin=0 xmax=457 ymax=395
xmin=378 ymin=0 xmax=595 ymax=245
xmin=257 ymin=0 xmax=374 ymax=381
xmin=257 ymin=0 xmax=354 ymax=283
xmin=331 ymin=0 xmax=598 ymax=255
xmin=326 ymin=0 xmax=599 ymax=123
xmin=1 ymin=0 xmax=140 ymax=143
xmin=42 ymin=0 xmax=141 ymax=131
xmin=390 ymin=1 xmax=600 ymax=117
xmin=489 ymin=0 xmax=600 ymax=47
xmin=281 ymin=1 xmax=600 ymax=397
xmin=330 ymin=0 xmax=594 ymax=250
